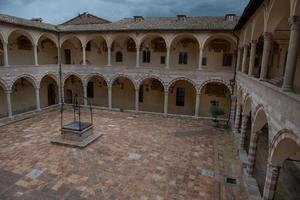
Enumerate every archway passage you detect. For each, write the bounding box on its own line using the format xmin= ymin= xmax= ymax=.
xmin=37 ymin=35 xmax=58 ymax=65
xmin=199 ymin=82 xmax=230 ymax=118
xmin=112 ymin=77 xmax=135 ymax=110
xmin=112 ymin=36 xmax=136 ymax=67
xmin=11 ymin=77 xmax=36 ymax=114
xmin=139 ymin=78 xmax=164 ymax=113
xmin=40 ymin=75 xmax=58 ymax=108
xmin=87 ymin=76 xmax=108 ymax=107
xmin=61 ymin=37 xmax=82 ymax=65
xmin=168 ymin=80 xmax=196 ymax=116
xmin=64 ymin=75 xmax=84 ymax=104
xmin=0 ymin=83 xmax=8 ymax=118
xmin=85 ymin=36 xmax=107 ymax=65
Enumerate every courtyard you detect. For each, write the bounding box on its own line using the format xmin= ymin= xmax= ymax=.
xmin=0 ymin=109 xmax=247 ymax=199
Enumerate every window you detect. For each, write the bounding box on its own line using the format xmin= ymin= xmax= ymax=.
xmin=116 ymin=51 xmax=123 ymax=62
xmin=160 ymin=56 xmax=166 ymax=64
xmin=143 ymin=50 xmax=151 ymax=63
xmin=86 ymin=41 xmax=91 ymax=51
xmin=87 ymin=82 xmax=94 ymax=98
xmin=223 ymin=54 xmax=233 ymax=66
xmin=202 ymin=57 xmax=207 ymax=66
xmin=179 ymin=52 xmax=188 ymax=64
xmin=176 ymin=88 xmax=185 ymax=106
xmin=139 ymin=85 xmax=144 ymax=103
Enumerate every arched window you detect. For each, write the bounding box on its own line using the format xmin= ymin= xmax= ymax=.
xmin=116 ymin=51 xmax=123 ymax=62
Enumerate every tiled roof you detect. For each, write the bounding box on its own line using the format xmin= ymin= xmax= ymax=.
xmin=60 ymin=12 xmax=111 ymax=25
xmin=0 ymin=13 xmax=239 ymax=32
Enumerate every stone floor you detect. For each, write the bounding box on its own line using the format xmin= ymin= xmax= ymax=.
xmin=0 ymin=109 xmax=248 ymax=200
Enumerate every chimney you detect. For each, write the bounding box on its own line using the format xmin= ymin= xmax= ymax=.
xmin=31 ymin=18 xmax=43 ymax=22
xmin=176 ymin=14 xmax=187 ymax=22
xmin=225 ymin=14 xmax=236 ymax=21
xmin=134 ymin=16 xmax=144 ymax=22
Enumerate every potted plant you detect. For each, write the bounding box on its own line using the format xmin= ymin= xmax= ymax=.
xmin=209 ymin=104 xmax=225 ymax=127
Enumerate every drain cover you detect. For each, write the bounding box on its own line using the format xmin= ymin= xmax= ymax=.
xmin=226 ymin=177 xmax=237 ymax=184
xmin=129 ymin=152 xmax=142 ymax=160
xmin=200 ymin=169 xmax=215 ymax=178
xmin=26 ymin=169 xmax=43 ymax=179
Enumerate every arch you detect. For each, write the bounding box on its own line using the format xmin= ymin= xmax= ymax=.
xmin=84 ymin=73 xmax=109 ymax=87
xmin=0 ymin=78 xmax=9 ymax=91
xmin=199 ymin=79 xmax=232 ymax=94
xmin=0 ymin=30 xmax=6 ymax=44
xmin=139 ymin=33 xmax=167 ymax=47
xmin=63 ymin=73 xmax=84 ymax=104
xmin=85 ymin=73 xmax=108 ymax=107
xmin=37 ymin=32 xmax=58 ymax=47
xmin=84 ymin=34 xmax=108 ymax=47
xmin=39 ymin=74 xmax=59 ymax=107
xmin=252 ymin=105 xmax=269 ymax=133
xmin=243 ymin=94 xmax=252 ymax=115
xmin=10 ymin=74 xmax=38 ymax=90
xmin=170 ymin=33 xmax=200 ymax=48
xmin=60 ymin=34 xmax=83 ymax=47
xmin=138 ymin=75 xmax=166 ymax=91
xmin=201 ymin=33 xmax=237 ymax=49
xmin=63 ymin=73 xmax=83 ymax=85
xmin=39 ymin=72 xmax=59 ymax=88
xmin=8 ymin=29 xmax=35 ymax=45
xmin=266 ymin=0 xmax=291 ymax=33
xmin=109 ymin=74 xmax=137 ymax=90
xmin=168 ymin=77 xmax=196 ymax=92
xmin=251 ymin=11 xmax=265 ymax=41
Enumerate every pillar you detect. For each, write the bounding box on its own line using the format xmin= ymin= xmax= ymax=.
xmin=136 ymin=44 xmax=140 ymax=68
xmin=164 ymin=91 xmax=168 ymax=117
xmin=107 ymin=46 xmax=112 ymax=66
xmin=240 ymin=114 xmax=248 ymax=149
xmin=262 ymin=164 xmax=281 ymax=200
xmin=83 ymin=84 xmax=87 ymax=106
xmin=198 ymin=47 xmax=203 ymax=70
xmin=248 ymin=40 xmax=257 ymax=76
xmin=195 ymin=91 xmax=200 ymax=117
xmin=135 ymin=88 xmax=139 ymax=112
xmin=5 ymin=90 xmax=12 ymax=118
xmin=108 ymin=86 xmax=112 ymax=110
xmin=237 ymin=48 xmax=242 ymax=71
xmin=3 ymin=42 xmax=9 ymax=66
xmin=260 ymin=32 xmax=272 ymax=80
xmin=35 ymin=87 xmax=41 ymax=111
xmin=234 ymin=104 xmax=242 ymax=134
xmin=82 ymin=45 xmax=86 ymax=65
xmin=241 ymin=45 xmax=249 ymax=73
xmin=282 ymin=16 xmax=300 ymax=92
xmin=33 ymin=44 xmax=38 ymax=66
xmin=166 ymin=47 xmax=170 ymax=69
xmin=247 ymin=131 xmax=259 ymax=175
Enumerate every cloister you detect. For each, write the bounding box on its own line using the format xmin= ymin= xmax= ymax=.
xmin=0 ymin=0 xmax=299 ymax=199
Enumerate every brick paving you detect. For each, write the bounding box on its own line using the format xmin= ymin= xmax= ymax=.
xmin=0 ymin=109 xmax=248 ymax=200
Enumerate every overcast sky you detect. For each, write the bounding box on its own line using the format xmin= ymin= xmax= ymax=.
xmin=0 ymin=0 xmax=249 ymax=24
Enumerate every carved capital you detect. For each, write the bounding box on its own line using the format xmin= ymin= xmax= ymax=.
xmin=289 ymin=16 xmax=300 ymax=30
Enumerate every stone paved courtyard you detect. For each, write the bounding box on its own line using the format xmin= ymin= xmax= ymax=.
xmin=0 ymin=109 xmax=248 ymax=200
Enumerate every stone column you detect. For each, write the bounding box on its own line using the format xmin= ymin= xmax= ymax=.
xmin=198 ymin=47 xmax=203 ymax=70
xmin=108 ymin=86 xmax=112 ymax=110
xmin=82 ymin=45 xmax=86 ymax=65
xmin=33 ymin=44 xmax=38 ymax=66
xmin=136 ymin=44 xmax=140 ymax=68
xmin=35 ymin=87 xmax=41 ymax=111
xmin=83 ymin=84 xmax=87 ymax=106
xmin=195 ymin=91 xmax=200 ymax=117
xmin=230 ymin=96 xmax=236 ymax=125
xmin=236 ymin=48 xmax=242 ymax=71
xmin=241 ymin=45 xmax=249 ymax=73
xmin=247 ymin=131 xmax=260 ymax=175
xmin=164 ymin=90 xmax=169 ymax=117
xmin=166 ymin=47 xmax=170 ymax=69
xmin=262 ymin=164 xmax=281 ymax=200
xmin=107 ymin=46 xmax=112 ymax=66
xmin=135 ymin=89 xmax=139 ymax=112
xmin=248 ymin=40 xmax=257 ymax=76
xmin=240 ymin=114 xmax=248 ymax=149
xmin=5 ymin=90 xmax=12 ymax=118
xmin=282 ymin=16 xmax=300 ymax=92
xmin=3 ymin=42 xmax=9 ymax=66
xmin=234 ymin=104 xmax=242 ymax=134
xmin=260 ymin=32 xmax=272 ymax=80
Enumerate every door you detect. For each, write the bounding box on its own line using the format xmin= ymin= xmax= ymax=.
xmin=48 ymin=84 xmax=56 ymax=106
xmin=64 ymin=49 xmax=71 ymax=64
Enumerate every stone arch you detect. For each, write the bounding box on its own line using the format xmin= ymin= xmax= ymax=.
xmin=109 ymin=74 xmax=137 ymax=90
xmin=251 ymin=11 xmax=265 ymax=41
xmin=63 ymin=73 xmax=84 ymax=104
xmin=243 ymin=22 xmax=253 ymax=45
xmin=10 ymin=74 xmax=38 ymax=90
xmin=168 ymin=77 xmax=197 ymax=92
xmin=266 ymin=0 xmax=291 ymax=33
xmin=8 ymin=28 xmax=35 ymax=45
xmin=37 ymin=32 xmax=58 ymax=47
xmin=199 ymin=79 xmax=232 ymax=94
xmin=60 ymin=34 xmax=83 ymax=47
xmin=139 ymin=33 xmax=167 ymax=47
xmin=252 ymin=105 xmax=269 ymax=133
xmin=39 ymin=74 xmax=59 ymax=107
xmin=84 ymin=73 xmax=109 ymax=87
xmin=83 ymin=34 xmax=108 ymax=47
xmin=39 ymin=72 xmax=59 ymax=88
xmin=201 ymin=33 xmax=237 ymax=49
xmin=243 ymin=94 xmax=252 ymax=115
xmin=138 ymin=75 xmax=166 ymax=91
xmin=170 ymin=33 xmax=200 ymax=48
xmin=63 ymin=73 xmax=83 ymax=84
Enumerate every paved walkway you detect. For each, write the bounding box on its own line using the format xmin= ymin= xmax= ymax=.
xmin=0 ymin=110 xmax=248 ymax=199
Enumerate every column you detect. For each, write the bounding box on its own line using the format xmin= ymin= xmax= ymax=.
xmin=166 ymin=47 xmax=170 ymax=69
xmin=33 ymin=44 xmax=38 ymax=66
xmin=164 ymin=90 xmax=168 ymax=117
xmin=234 ymin=104 xmax=241 ymax=134
xmin=3 ymin=42 xmax=9 ymax=66
xmin=240 ymin=114 xmax=248 ymax=149
xmin=262 ymin=164 xmax=281 ymax=200
xmin=83 ymin=85 xmax=87 ymax=106
xmin=241 ymin=45 xmax=249 ymax=73
xmin=248 ymin=40 xmax=257 ymax=76
xmin=135 ymin=89 xmax=139 ymax=112
xmin=247 ymin=131 xmax=259 ymax=175
xmin=260 ymin=32 xmax=272 ymax=80
xmin=195 ymin=91 xmax=200 ymax=117
xmin=236 ymin=48 xmax=242 ymax=71
xmin=5 ymin=90 xmax=12 ymax=118
xmin=282 ymin=16 xmax=300 ymax=92
xmin=108 ymin=86 xmax=112 ymax=110
xmin=230 ymin=96 xmax=236 ymax=125
xmin=136 ymin=44 xmax=140 ymax=68
xmin=35 ymin=87 xmax=41 ymax=111
xmin=82 ymin=45 xmax=86 ymax=65
xmin=107 ymin=46 xmax=112 ymax=66
xmin=198 ymin=47 xmax=203 ymax=70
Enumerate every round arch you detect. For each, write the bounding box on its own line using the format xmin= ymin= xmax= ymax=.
xmin=8 ymin=29 xmax=35 ymax=45
xmin=252 ymin=106 xmax=269 ymax=133
xmin=138 ymin=75 xmax=166 ymax=91
xmin=85 ymin=74 xmax=109 ymax=107
xmin=266 ymin=0 xmax=290 ymax=33
xmin=199 ymin=79 xmax=232 ymax=94
xmin=10 ymin=74 xmax=38 ymax=90
xmin=39 ymin=74 xmax=59 ymax=107
xmin=60 ymin=34 xmax=83 ymax=47
xmin=109 ymin=74 xmax=137 ymax=90
xmin=243 ymin=94 xmax=252 ymax=115
xmin=84 ymin=34 xmax=108 ymax=47
xmin=251 ymin=11 xmax=265 ymax=41
xmin=63 ymin=73 xmax=84 ymax=104
xmin=139 ymin=33 xmax=167 ymax=46
xmin=63 ymin=73 xmax=83 ymax=85
xmin=39 ymin=73 xmax=59 ymax=88
xmin=84 ymin=73 xmax=109 ymax=87
xmin=201 ymin=33 xmax=236 ymax=49
xmin=37 ymin=32 xmax=58 ymax=47
xmin=168 ymin=77 xmax=197 ymax=92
